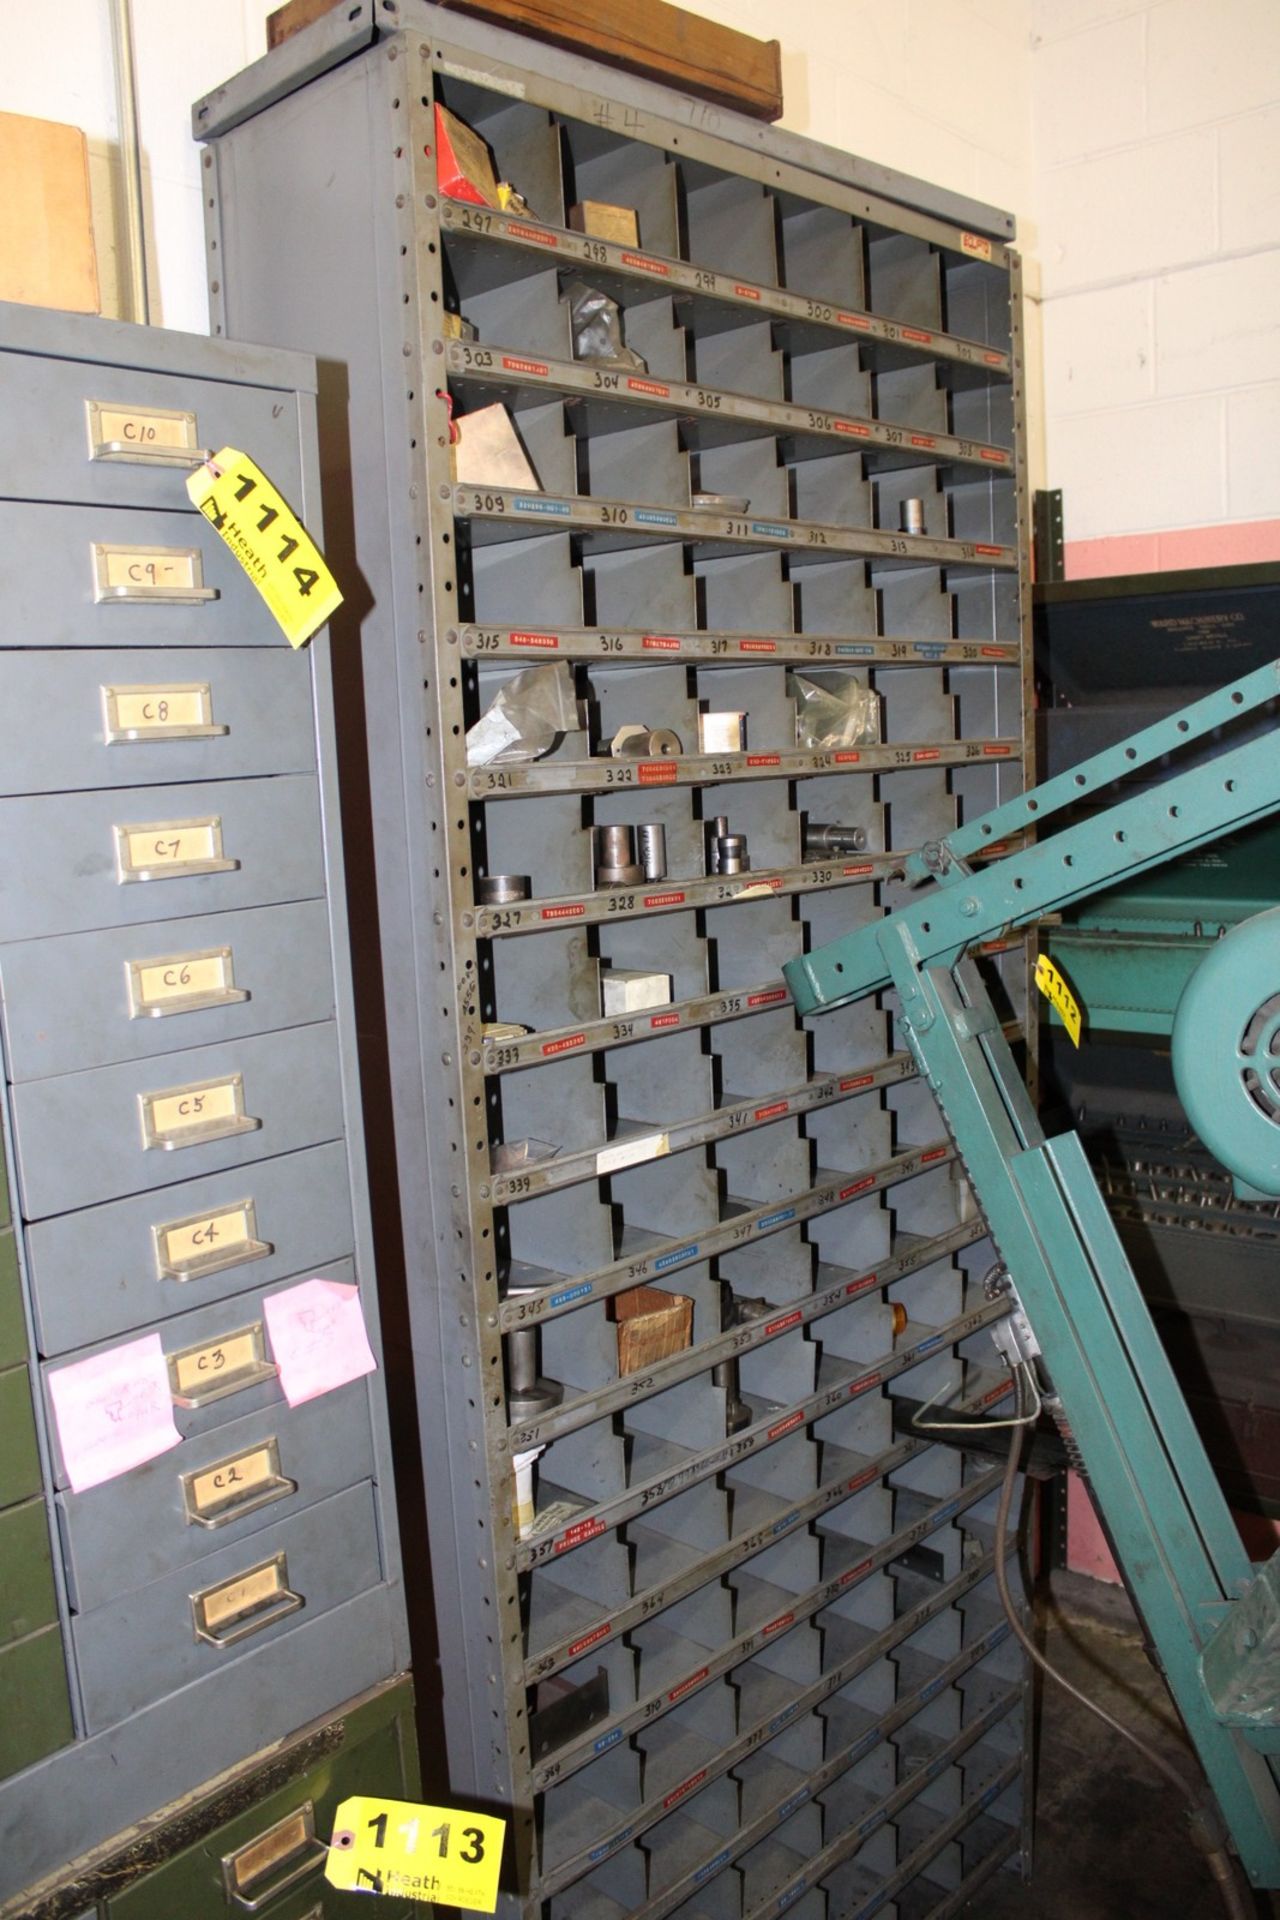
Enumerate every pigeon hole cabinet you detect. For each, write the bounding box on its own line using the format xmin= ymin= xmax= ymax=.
xmin=196 ymin=9 xmax=1035 ymax=1917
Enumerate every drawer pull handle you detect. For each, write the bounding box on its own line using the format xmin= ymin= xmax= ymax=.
xmin=168 ymin=1321 xmax=276 ymax=1410
xmin=182 ymin=1436 xmax=296 ymax=1528
xmin=126 ymin=946 xmax=249 ymax=1020
xmin=153 ymin=1198 xmax=273 ymax=1282
xmin=86 ymin=399 xmax=209 ymax=469
xmin=193 ymin=1550 xmax=303 ymax=1649
xmin=222 ymin=1801 xmax=326 ymax=1912
xmin=91 ymin=541 xmax=218 ymax=604
xmin=114 ymin=815 xmax=239 ymax=884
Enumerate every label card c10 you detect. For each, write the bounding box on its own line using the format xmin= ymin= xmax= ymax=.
xmin=186 ymin=447 xmax=341 ymax=648
xmin=326 ymin=1796 xmax=505 ymax=1908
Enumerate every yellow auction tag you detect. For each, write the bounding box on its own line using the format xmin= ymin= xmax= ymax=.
xmin=185 ymin=447 xmax=341 ymax=648
xmin=1034 ymin=953 xmax=1083 ymax=1047
xmin=326 ymin=1796 xmax=505 ymax=1908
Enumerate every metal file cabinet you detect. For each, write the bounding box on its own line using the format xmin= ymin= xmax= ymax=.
xmin=197 ymin=9 xmax=1035 ymax=1918
xmin=0 ymin=302 xmax=412 ymax=1917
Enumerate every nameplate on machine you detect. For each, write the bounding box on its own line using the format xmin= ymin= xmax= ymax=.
xmin=91 ymin=542 xmax=217 ymax=604
xmin=86 ymin=398 xmax=207 ymax=466
xmin=153 ymin=1198 xmax=272 ymax=1281
xmin=182 ymin=1436 xmax=295 ymax=1527
xmin=114 ymin=815 xmax=238 ymax=883
xmin=168 ymin=1321 xmax=276 ymax=1409
xmin=127 ymin=945 xmax=247 ymax=1019
xmin=140 ymin=1071 xmax=259 ymax=1152
xmin=102 ymin=681 xmax=227 ymax=744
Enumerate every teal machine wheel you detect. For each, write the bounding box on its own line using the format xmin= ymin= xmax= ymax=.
xmin=1173 ymin=906 xmax=1280 ymax=1201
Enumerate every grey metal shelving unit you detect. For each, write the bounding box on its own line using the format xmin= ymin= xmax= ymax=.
xmin=195 ymin=8 xmax=1036 ymax=1915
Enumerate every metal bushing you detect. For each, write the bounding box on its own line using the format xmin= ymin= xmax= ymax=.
xmin=506 ymin=1323 xmax=564 ymax=1424
xmin=636 ymin=822 xmax=666 ymax=881
xmin=900 ymin=496 xmax=926 ymax=535
xmin=477 ymin=873 xmax=531 ymax=905
xmin=717 ymin=834 xmax=749 ymax=875
xmin=612 ymin=725 xmax=682 ymax=758
xmin=803 ymin=822 xmax=869 ymax=856
xmin=594 ymin=822 xmax=643 ymax=888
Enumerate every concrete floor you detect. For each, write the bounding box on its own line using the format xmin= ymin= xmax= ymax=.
xmin=961 ymin=1570 xmax=1277 ymax=1920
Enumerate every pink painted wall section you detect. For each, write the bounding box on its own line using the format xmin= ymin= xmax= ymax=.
xmin=1066 ymin=1470 xmax=1280 ymax=1584
xmin=1064 ymin=519 xmax=1280 ymax=581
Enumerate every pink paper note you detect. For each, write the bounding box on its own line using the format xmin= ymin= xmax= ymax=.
xmin=263 ymin=1278 xmax=378 ymax=1408
xmin=48 ymin=1332 xmax=182 ymax=1494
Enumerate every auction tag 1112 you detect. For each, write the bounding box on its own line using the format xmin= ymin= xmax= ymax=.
xmin=186 ymin=446 xmax=341 ymax=648
xmin=1034 ymin=953 xmax=1082 ymax=1047
xmin=325 ymin=1796 xmax=506 ymax=1908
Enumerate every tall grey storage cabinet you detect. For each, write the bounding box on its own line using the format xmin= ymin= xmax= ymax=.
xmin=0 ymin=302 xmax=412 ymax=1917
xmin=197 ymin=8 xmax=1036 ymax=1917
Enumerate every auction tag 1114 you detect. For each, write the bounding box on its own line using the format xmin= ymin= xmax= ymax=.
xmin=1034 ymin=953 xmax=1082 ymax=1047
xmin=186 ymin=447 xmax=341 ymax=648
xmin=325 ymin=1796 xmax=506 ymax=1908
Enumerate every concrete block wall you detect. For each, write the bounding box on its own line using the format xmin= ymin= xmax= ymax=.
xmin=1031 ymin=0 xmax=1280 ymax=575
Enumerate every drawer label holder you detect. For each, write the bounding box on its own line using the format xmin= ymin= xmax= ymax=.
xmin=101 ymin=680 xmax=227 ymax=744
xmin=139 ymin=1070 xmax=260 ymax=1152
xmin=91 ymin=542 xmax=217 ymax=605
xmin=153 ymin=1197 xmax=273 ymax=1282
xmin=86 ymin=398 xmax=208 ymax=467
xmin=327 ymin=1796 xmax=506 ymax=1909
xmin=115 ymin=814 xmax=239 ymax=884
xmin=191 ymin=1549 xmax=302 ymax=1647
xmin=222 ymin=1801 xmax=325 ymax=1908
xmin=127 ymin=945 xmax=248 ymax=1019
xmin=167 ymin=1320 xmax=277 ymax=1410
xmin=183 ymin=1435 xmax=295 ymax=1527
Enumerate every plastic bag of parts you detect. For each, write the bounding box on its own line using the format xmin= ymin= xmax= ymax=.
xmin=563 ymin=278 xmax=647 ymax=371
xmin=789 ymin=670 xmax=882 ymax=751
xmin=467 ymin=661 xmax=582 ymax=765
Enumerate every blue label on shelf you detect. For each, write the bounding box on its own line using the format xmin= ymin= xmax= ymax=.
xmin=751 ymin=521 xmax=792 ymax=540
xmin=513 ymin=496 xmax=570 ymax=515
xmin=914 ymin=642 xmax=947 ymax=658
xmin=778 ymin=1787 xmax=811 ymax=1820
xmin=655 ymin=1243 xmax=699 ymax=1271
xmin=550 ymin=1282 xmax=593 ymax=1308
xmin=772 ymin=1510 xmax=801 ymax=1535
xmin=593 ymin=1727 xmax=624 ymax=1754
xmin=636 ymin=508 xmax=679 ymax=526
xmin=757 ymin=1207 xmax=797 ymax=1231
xmin=836 ymin=643 xmax=876 ymax=656
xmin=696 ymin=1850 xmax=733 ymax=1884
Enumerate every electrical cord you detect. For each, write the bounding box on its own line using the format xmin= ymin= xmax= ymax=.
xmin=994 ymin=1365 xmax=1254 ymax=1920
xmin=911 ymin=1365 xmax=1043 ymax=1432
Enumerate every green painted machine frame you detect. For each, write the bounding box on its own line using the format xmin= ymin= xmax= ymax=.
xmin=785 ymin=656 xmax=1280 ymax=1888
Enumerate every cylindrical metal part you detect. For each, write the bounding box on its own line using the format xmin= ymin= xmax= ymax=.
xmin=900 ymin=496 xmax=926 ymax=535
xmin=712 ymin=816 xmax=729 ymax=839
xmin=803 ymin=822 xmax=869 ymax=856
xmin=477 ymin=873 xmax=531 ymax=905
xmin=718 ymin=834 xmax=749 ymax=875
xmin=613 ymin=726 xmax=682 ymax=758
xmin=636 ymin=822 xmax=666 ymax=881
xmin=507 ymin=1325 xmax=539 ymax=1393
xmin=594 ymin=823 xmax=643 ymax=887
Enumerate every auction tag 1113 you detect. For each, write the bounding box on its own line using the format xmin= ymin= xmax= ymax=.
xmin=186 ymin=446 xmax=341 ymax=648
xmin=325 ymin=1796 xmax=506 ymax=1908
xmin=1034 ymin=953 xmax=1082 ymax=1047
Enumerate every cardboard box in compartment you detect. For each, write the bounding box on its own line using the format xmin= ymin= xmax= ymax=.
xmin=434 ymin=103 xmax=501 ymax=208
xmin=612 ymin=1285 xmax=693 ymax=1375
xmin=568 ymin=200 xmax=640 ymax=247
xmin=0 ymin=112 xmax=99 ymax=314
xmin=452 ymin=403 xmax=540 ymax=488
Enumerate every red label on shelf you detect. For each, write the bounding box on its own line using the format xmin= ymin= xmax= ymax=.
xmin=913 ymin=748 xmax=942 ymax=762
xmin=747 ymin=753 xmax=781 ymax=768
xmin=843 ymin=862 xmax=874 ymax=877
xmin=839 ymin=1556 xmax=875 ymax=1587
xmin=568 ymin=1623 xmax=611 ymax=1658
xmin=902 ymin=326 xmax=934 ymax=344
xmin=849 ymin=1372 xmax=882 ymax=1398
xmin=983 ymin=350 xmax=1005 ymax=365
xmin=650 ymin=1011 xmax=682 ymax=1028
xmin=628 ymin=377 xmax=671 ymax=398
xmin=766 ymin=1309 xmax=803 ymax=1335
xmin=664 ymin=1771 xmax=707 ymax=1810
xmin=975 ymin=543 xmax=1005 ymax=557
xmin=754 ymin=1101 xmax=790 ymax=1122
xmin=838 ymin=313 xmax=872 ymax=330
xmin=642 ymin=634 xmax=681 ymax=651
xmin=502 ymin=355 xmax=548 ymax=377
xmin=833 ymin=750 xmax=861 ymax=764
xmin=980 ymin=645 xmax=1009 ymax=658
xmin=961 ymin=231 xmax=994 ymax=262
xmin=644 ymin=890 xmax=685 ymax=909
xmin=768 ymin=1410 xmax=805 ymax=1440
xmin=639 ymin=761 xmax=679 ymax=785
xmin=845 ymin=1273 xmax=878 ymax=1298
xmin=919 ymin=1146 xmax=948 ymax=1164
xmin=554 ymin=1516 xmax=605 ymax=1552
xmin=510 ymin=630 xmax=559 ymax=649
xmin=980 ymin=447 xmax=1008 ymax=463
xmin=541 ymin=903 xmax=585 ymax=921
xmin=763 ymin=1612 xmax=795 ymax=1636
xmin=622 ymin=252 xmax=668 ymax=275
xmin=846 ymin=1468 xmax=878 ymax=1494
xmin=835 ymin=420 xmax=871 ymax=437
xmin=542 ymin=1033 xmax=586 ymax=1057
xmin=509 ymin=222 xmax=558 ymax=248
xmin=910 ymin=434 xmax=937 ymax=449
xmin=734 ymin=284 xmax=761 ymax=300
xmin=739 ymin=638 xmax=777 ymax=653
xmin=839 ymin=1073 xmax=874 ymax=1092
xmin=983 ymin=1380 xmax=1015 ymax=1407
xmin=840 ymin=1175 xmax=876 ymax=1199
xmin=668 ymin=1667 xmax=709 ymax=1703
xmin=982 ymin=743 xmax=1013 ymax=756
xmin=748 ymin=989 xmax=788 ymax=1008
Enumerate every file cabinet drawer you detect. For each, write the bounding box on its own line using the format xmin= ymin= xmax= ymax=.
xmin=0 ymin=648 xmax=316 ymax=795
xmin=0 ymin=774 xmax=324 ymax=942
xmin=42 ymin=1256 xmax=359 ymax=1484
xmin=0 ymin=1364 xmax=41 ymax=1509
xmin=0 ymin=900 xmax=336 ymax=1082
xmin=0 ymin=1498 xmax=58 ymax=1646
xmin=72 ymin=1481 xmax=381 ymax=1733
xmin=0 ymin=501 xmax=292 ymax=648
xmin=11 ymin=1021 xmax=344 ymax=1220
xmin=25 ymin=1142 xmax=355 ymax=1356
xmin=0 ymin=352 xmax=304 ymax=511
xmin=0 ymin=1230 xmax=22 ymax=1370
xmin=0 ymin=1624 xmax=74 ymax=1782
xmin=56 ymin=1369 xmax=376 ymax=1612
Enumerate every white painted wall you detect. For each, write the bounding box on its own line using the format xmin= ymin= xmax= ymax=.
xmin=1031 ymin=0 xmax=1280 ymax=546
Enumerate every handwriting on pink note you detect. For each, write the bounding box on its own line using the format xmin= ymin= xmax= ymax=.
xmin=48 ymin=1333 xmax=182 ymax=1494
xmin=262 ymin=1278 xmax=378 ymax=1408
